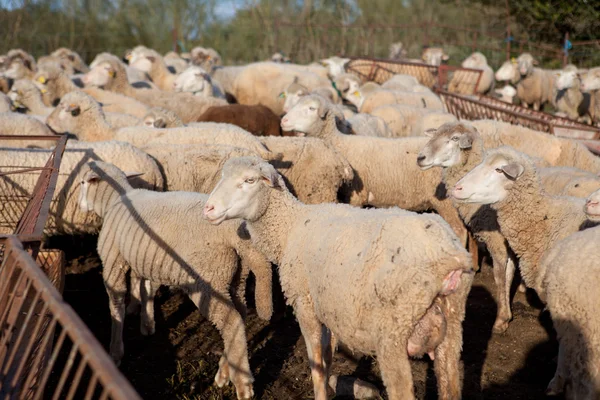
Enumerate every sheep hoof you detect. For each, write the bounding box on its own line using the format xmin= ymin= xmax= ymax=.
xmin=140 ymin=322 xmax=155 ymax=336
xmin=214 ymin=366 xmax=230 ymax=388
xmin=234 ymin=383 xmax=254 ymax=400
xmin=492 ymin=319 xmax=510 ymax=334
xmin=546 ymin=376 xmax=565 ymax=396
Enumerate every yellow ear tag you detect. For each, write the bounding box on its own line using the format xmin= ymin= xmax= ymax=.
xmin=37 ymin=76 xmax=46 ymax=84
xmin=206 ymin=55 xmax=211 ymax=60
xmin=511 ymin=57 xmax=517 ymax=65
xmin=352 ymin=91 xmax=360 ymax=96
xmin=41 ymin=88 xmax=47 ymax=94
xmin=125 ymin=54 xmax=132 ymax=60
xmin=108 ymin=70 xmax=115 ymax=78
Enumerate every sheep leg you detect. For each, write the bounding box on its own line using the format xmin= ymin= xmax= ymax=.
xmin=533 ymin=102 xmax=540 ymax=111
xmin=239 ymin=245 xmax=273 ymax=321
xmin=295 ymin=298 xmax=329 ymax=400
xmin=377 ymin=335 xmax=415 ymax=400
xmin=102 ymin=255 xmax=128 ymax=366
xmin=467 ymin=232 xmax=479 ymax=272
xmin=546 ymin=336 xmax=569 ymax=396
xmin=126 ymin=272 xmax=142 ymax=315
xmin=189 ymin=289 xmax=253 ymax=400
xmin=491 ymin=248 xmax=515 ymax=334
xmin=140 ymin=280 xmax=159 ymax=336
xmin=434 ymin=273 xmax=473 ymax=400
xmin=435 ymin=203 xmax=468 ymax=249
xmin=231 ymin=262 xmax=249 ymax=320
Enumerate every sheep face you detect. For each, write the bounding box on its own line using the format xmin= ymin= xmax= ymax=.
xmin=517 ymin=53 xmax=536 ymax=77
xmin=321 ymin=57 xmax=350 ymax=79
xmin=417 ymin=122 xmax=476 ymax=170
xmin=83 ymin=62 xmax=113 ymax=87
xmin=562 ymin=176 xmax=600 ymax=198
xmin=495 ymin=60 xmax=519 ymax=83
xmin=461 ymin=52 xmax=487 ymax=69
xmin=556 ymin=70 xmax=579 ymax=90
xmin=581 ymin=68 xmax=600 ymax=92
xmin=585 ymin=189 xmax=600 ymax=221
xmin=281 ymin=87 xmax=307 ymax=114
xmin=130 ymin=55 xmax=154 ymax=73
xmin=453 ymin=152 xmax=525 ymax=204
xmin=494 ymin=85 xmax=517 ymax=104
xmin=46 ymin=100 xmax=84 ymax=134
xmin=3 ymin=59 xmax=29 ymax=80
xmin=203 ymin=157 xmax=284 ymax=225
xmin=142 ymin=114 xmax=165 ymax=128
xmin=173 ymin=66 xmax=209 ymax=95
xmin=280 ymin=95 xmax=325 ymax=136
xmin=422 ymin=48 xmax=449 ymax=66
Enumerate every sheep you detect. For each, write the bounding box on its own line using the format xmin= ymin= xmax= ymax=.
xmin=370 ymin=104 xmax=456 ymax=137
xmin=196 ymin=104 xmax=284 ymax=137
xmin=9 ymin=79 xmax=53 ymax=115
xmin=319 ymin=56 xmax=351 ymax=79
xmin=78 ymin=160 xmax=272 ymax=399
xmin=3 ymin=49 xmax=36 ymax=80
xmin=417 ymin=122 xmax=520 ymax=333
xmin=258 ymin=136 xmax=354 ymax=204
xmin=381 ymin=74 xmax=421 ymax=91
xmin=448 ymin=52 xmax=494 ymax=95
xmin=346 ymin=82 xmax=444 ymax=113
xmin=515 ymin=53 xmax=556 ymax=110
xmin=389 ymin=42 xmax=408 ymax=60
xmin=163 ymin=51 xmax=189 ymax=74
xmin=0 ymin=93 xmax=11 ymax=113
xmin=82 ymin=58 xmax=226 ymax=123
xmin=554 ymin=69 xmax=591 ymax=122
xmin=203 ymin=156 xmax=474 ymax=400
xmin=190 ymin=46 xmax=222 ymax=69
xmin=51 ymin=48 xmax=89 ymax=73
xmin=470 ymin=119 xmax=600 ymax=173
xmin=345 ymin=112 xmax=394 ymax=137
xmin=232 ymin=62 xmax=333 ymax=115
xmin=493 ymin=85 xmax=517 ymax=104
xmin=421 ymin=47 xmax=449 ymax=66
xmin=580 ymin=67 xmax=600 ymax=124
xmin=140 ymin=107 xmax=184 ymax=128
xmin=37 ymin=55 xmax=75 ymax=76
xmin=35 ymin=61 xmax=150 ymax=118
xmin=280 ymin=81 xmax=338 ymax=114
xmin=333 ymin=73 xmax=362 ymax=100
xmin=452 ymin=146 xmax=594 ymax=294
xmin=114 ymin=124 xmax=282 ymax=162
xmin=538 ymin=166 xmax=600 ymax=198
xmin=0 ymin=112 xmax=58 ymax=148
xmin=129 ymin=49 xmax=178 ymax=91
xmin=0 ymin=141 xmax=163 ymax=235
xmin=281 ymin=95 xmax=469 ymax=246
xmin=90 ymin=52 xmax=152 ymax=85
xmin=173 ymin=66 xmax=226 ymax=99
xmin=538 ymin=223 xmax=600 ymax=398
xmin=495 ymin=59 xmax=520 ymax=85
xmin=270 ymin=52 xmax=290 ymax=63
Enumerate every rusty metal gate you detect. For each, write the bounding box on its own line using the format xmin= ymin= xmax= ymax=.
xmin=345 ymin=57 xmax=483 ymax=95
xmin=0 ymin=236 xmax=141 ymax=400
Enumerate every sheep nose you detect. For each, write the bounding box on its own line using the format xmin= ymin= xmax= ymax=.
xmin=454 ymin=185 xmax=463 ymax=192
xmin=281 ymin=117 xmax=288 ymax=124
xmin=203 ymin=203 xmax=214 ymax=217
xmin=587 ymin=199 xmax=598 ymax=207
xmin=417 ymin=155 xmax=426 ymax=162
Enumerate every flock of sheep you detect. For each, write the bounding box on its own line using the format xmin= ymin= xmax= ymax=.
xmin=0 ymin=43 xmax=599 ymax=400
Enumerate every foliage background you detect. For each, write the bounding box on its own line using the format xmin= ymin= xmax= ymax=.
xmin=1 ymin=0 xmax=599 ymax=68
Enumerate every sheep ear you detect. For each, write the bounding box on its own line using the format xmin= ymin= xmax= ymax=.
xmin=292 ymin=76 xmax=299 ymax=84
xmin=424 ymin=128 xmax=437 ymax=137
xmin=458 ymin=133 xmax=473 ymax=149
xmin=318 ymin=101 xmax=329 ymax=119
xmin=341 ymin=58 xmax=351 ymax=67
xmin=153 ymin=118 xmax=166 ymax=128
xmin=85 ymin=171 xmax=101 ymax=183
xmin=146 ymin=55 xmax=156 ymax=63
xmin=501 ymin=163 xmax=524 ymax=180
xmin=259 ymin=165 xmax=285 ymax=190
xmin=67 ymin=54 xmax=75 ymax=62
xmin=124 ymin=171 xmax=144 ymax=180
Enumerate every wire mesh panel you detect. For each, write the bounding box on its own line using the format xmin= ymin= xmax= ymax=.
xmin=0 ymin=236 xmax=140 ymax=400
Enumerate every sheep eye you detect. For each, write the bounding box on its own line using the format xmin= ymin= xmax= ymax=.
xmin=495 ymin=168 xmax=503 ymax=173
xmin=245 ymin=178 xmax=256 ymax=184
xmin=308 ymin=106 xmax=316 ymax=111
xmin=451 ymin=136 xmax=459 ymax=141
xmin=71 ymin=109 xmax=80 ymax=117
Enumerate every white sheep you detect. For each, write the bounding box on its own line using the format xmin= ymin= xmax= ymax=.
xmin=346 ymin=82 xmax=443 ymax=113
xmin=448 ymin=52 xmax=494 ymax=94
xmin=173 ymin=66 xmax=226 ymax=99
xmin=78 ymin=160 xmax=273 ymax=399
xmin=580 ymin=67 xmax=600 ymax=124
xmin=0 ymin=112 xmax=57 ymax=148
xmin=452 ymin=146 xmax=593 ymax=294
xmin=370 ymin=104 xmax=456 ymax=137
xmin=493 ymin=85 xmax=517 ymax=104
xmin=320 ymin=56 xmax=350 ymax=79
xmin=515 ymin=53 xmax=556 ymax=110
xmin=163 ymin=51 xmax=189 ymax=74
xmin=204 ymin=155 xmax=474 ymax=400
xmin=554 ymin=69 xmax=591 ymax=122
xmin=281 ymin=94 xmax=469 ymax=247
xmin=421 ymin=47 xmax=449 ymax=66
xmin=495 ymin=59 xmax=520 ymax=85
xmin=129 ymin=48 xmax=179 ymax=91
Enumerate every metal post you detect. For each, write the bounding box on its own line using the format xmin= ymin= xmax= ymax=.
xmin=563 ymin=32 xmax=570 ymax=67
xmin=505 ymin=0 xmax=511 ymax=60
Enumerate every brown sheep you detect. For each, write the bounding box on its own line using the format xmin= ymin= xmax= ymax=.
xmin=196 ymin=104 xmax=292 ymax=137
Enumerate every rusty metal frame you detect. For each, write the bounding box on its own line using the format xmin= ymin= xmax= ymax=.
xmin=346 ymin=57 xmax=483 ymax=95
xmin=0 ymin=236 xmax=141 ymax=400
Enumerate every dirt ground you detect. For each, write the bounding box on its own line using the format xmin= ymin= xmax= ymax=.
xmin=56 ymin=236 xmax=560 ymax=400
